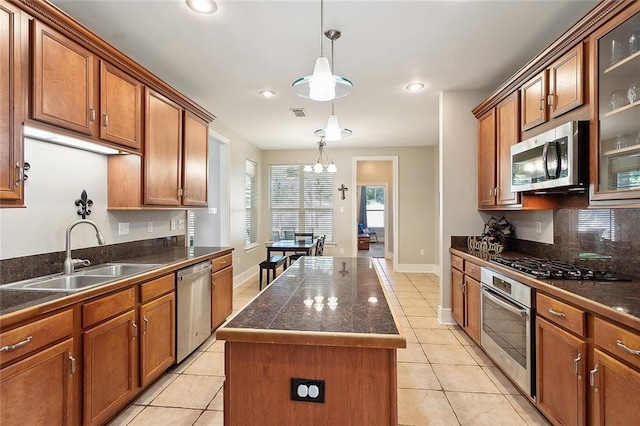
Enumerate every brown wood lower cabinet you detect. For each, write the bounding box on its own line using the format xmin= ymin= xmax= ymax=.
xmin=536 ymin=317 xmax=587 ymax=426
xmin=464 ymin=275 xmax=481 ymax=344
xmin=451 ymin=264 xmax=464 ymax=326
xmin=212 ymin=266 xmax=233 ymax=329
xmin=83 ymin=309 xmax=137 ymax=425
xmin=590 ymin=348 xmax=640 ymax=425
xmin=140 ymin=292 xmax=175 ymax=387
xmin=0 ymin=338 xmax=75 ymax=425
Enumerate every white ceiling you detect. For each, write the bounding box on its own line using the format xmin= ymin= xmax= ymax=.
xmin=51 ymin=0 xmax=598 ymax=150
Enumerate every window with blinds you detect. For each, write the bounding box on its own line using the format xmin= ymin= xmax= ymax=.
xmin=270 ymin=165 xmax=333 ymax=241
xmin=246 ymin=160 xmax=257 ymax=246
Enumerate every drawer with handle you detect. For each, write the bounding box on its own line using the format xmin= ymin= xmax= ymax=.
xmin=212 ymin=254 xmax=232 ymax=272
xmin=464 ymin=261 xmax=481 ymax=281
xmin=451 ymin=254 xmax=464 ymax=272
xmin=536 ymin=293 xmax=586 ymax=337
xmin=0 ymin=309 xmax=73 ymax=366
xmin=594 ymin=317 xmax=640 ymax=369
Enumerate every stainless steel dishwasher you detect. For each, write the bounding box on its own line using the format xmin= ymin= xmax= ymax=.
xmin=176 ymin=260 xmax=212 ymax=363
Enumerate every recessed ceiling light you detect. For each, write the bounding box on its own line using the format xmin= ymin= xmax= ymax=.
xmin=185 ymin=0 xmax=218 ymax=14
xmin=405 ymin=82 xmax=425 ymax=92
xmin=259 ymin=90 xmax=276 ymax=98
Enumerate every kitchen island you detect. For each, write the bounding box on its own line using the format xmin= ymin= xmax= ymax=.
xmin=216 ymin=257 xmax=406 ymax=426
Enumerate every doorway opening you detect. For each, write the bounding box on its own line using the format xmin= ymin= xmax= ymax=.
xmin=357 ymin=185 xmax=385 ymax=258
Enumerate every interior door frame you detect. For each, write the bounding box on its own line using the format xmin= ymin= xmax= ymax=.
xmin=356 ymin=183 xmax=388 ymax=255
xmin=352 ymin=156 xmax=399 ymax=270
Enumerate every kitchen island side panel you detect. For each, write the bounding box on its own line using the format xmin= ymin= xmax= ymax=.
xmin=224 ymin=341 xmax=397 ymax=426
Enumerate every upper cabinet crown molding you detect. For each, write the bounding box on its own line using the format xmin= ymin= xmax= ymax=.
xmin=12 ymin=0 xmax=214 ymax=123
xmin=473 ymin=0 xmax=630 ymax=118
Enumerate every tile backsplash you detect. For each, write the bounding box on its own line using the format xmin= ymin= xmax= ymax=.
xmin=454 ymin=208 xmax=640 ymax=279
xmin=0 ymin=236 xmax=185 ymax=285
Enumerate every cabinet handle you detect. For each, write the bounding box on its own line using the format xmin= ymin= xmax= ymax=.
xmin=573 ymin=352 xmax=581 ymax=375
xmin=69 ymin=353 xmax=76 ymax=375
xmin=494 ymin=187 xmax=500 ymax=196
xmin=547 ymin=93 xmax=554 ymax=108
xmin=489 ymin=188 xmax=494 ymax=197
xmin=548 ymin=307 xmax=566 ymax=318
xmin=143 ymin=315 xmax=149 ymax=334
xmin=90 ymin=108 xmax=96 ymax=122
xmin=0 ymin=335 xmax=33 ymax=352
xmin=539 ymin=98 xmax=544 ymax=111
xmin=184 ymin=188 xmax=188 ymax=198
xmin=616 ymin=339 xmax=640 ymax=356
xmin=103 ymin=113 xmax=109 ymax=127
xmin=589 ymin=364 xmax=599 ymax=387
xmin=132 ymin=321 xmax=138 ymax=339
xmin=178 ymin=188 xmax=183 ymax=198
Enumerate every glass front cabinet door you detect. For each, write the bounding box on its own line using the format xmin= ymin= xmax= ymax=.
xmin=591 ymin=4 xmax=640 ymax=203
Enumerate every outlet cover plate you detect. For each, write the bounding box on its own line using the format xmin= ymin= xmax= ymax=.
xmin=290 ymin=378 xmax=325 ymax=403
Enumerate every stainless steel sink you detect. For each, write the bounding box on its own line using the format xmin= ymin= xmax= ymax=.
xmin=2 ymin=274 xmax=116 ymax=292
xmin=1 ymin=263 xmax=162 ymax=293
xmin=76 ymin=263 xmax=161 ymax=277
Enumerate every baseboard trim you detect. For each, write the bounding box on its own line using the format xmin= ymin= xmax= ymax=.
xmin=438 ymin=306 xmax=456 ymax=325
xmin=233 ymin=266 xmax=258 ymax=288
xmin=395 ymin=263 xmax=440 ymax=274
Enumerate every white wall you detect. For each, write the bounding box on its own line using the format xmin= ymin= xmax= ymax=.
xmin=439 ymin=90 xmax=488 ymax=324
xmin=209 ymin=123 xmax=263 ymax=280
xmin=0 ymin=138 xmax=185 ymax=260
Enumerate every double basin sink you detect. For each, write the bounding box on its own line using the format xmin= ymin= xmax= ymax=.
xmin=2 ymin=263 xmax=162 ymax=293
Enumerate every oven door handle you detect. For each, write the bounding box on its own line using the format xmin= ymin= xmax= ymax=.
xmin=482 ymin=286 xmax=528 ymax=317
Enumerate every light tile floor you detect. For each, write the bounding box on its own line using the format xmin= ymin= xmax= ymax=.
xmin=109 ymin=258 xmax=550 ymax=426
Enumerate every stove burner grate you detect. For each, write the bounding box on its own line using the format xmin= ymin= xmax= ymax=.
xmin=490 ymin=256 xmax=629 ymax=281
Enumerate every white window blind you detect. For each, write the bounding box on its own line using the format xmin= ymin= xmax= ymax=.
xmin=245 ymin=160 xmax=257 ymax=246
xmin=577 ymin=209 xmax=615 ymax=241
xmin=270 ymin=165 xmax=333 ymax=241
xmin=608 ymin=154 xmax=640 ymax=191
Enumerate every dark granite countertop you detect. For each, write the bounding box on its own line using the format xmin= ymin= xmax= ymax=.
xmin=0 ymin=246 xmax=232 ymax=320
xmin=451 ymin=247 xmax=640 ymax=331
xmin=217 ymin=257 xmax=406 ymax=349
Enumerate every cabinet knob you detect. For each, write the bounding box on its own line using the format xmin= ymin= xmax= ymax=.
xmin=547 ymin=93 xmax=554 ymax=108
xmin=589 ymin=364 xmax=599 ymax=387
xmin=616 ymin=339 xmax=640 ymax=356
xmin=539 ymin=98 xmax=544 ymax=111
xmin=573 ymin=352 xmax=581 ymax=375
xmin=103 ymin=113 xmax=109 ymax=127
xmin=68 ymin=353 xmax=77 ymax=375
xmin=132 ymin=321 xmax=138 ymax=339
xmin=90 ymin=108 xmax=96 ymax=122
xmin=143 ymin=315 xmax=149 ymax=333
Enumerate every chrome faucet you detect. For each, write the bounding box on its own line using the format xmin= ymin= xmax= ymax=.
xmin=63 ymin=219 xmax=106 ymax=274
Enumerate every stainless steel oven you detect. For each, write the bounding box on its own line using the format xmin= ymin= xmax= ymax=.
xmin=480 ymin=267 xmax=535 ymax=399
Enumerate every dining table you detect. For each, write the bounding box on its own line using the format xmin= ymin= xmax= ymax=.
xmin=266 ymin=238 xmax=318 ymax=258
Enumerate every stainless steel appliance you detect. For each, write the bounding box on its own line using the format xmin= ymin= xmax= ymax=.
xmin=491 ymin=256 xmax=630 ymax=281
xmin=480 ymin=267 xmax=534 ymax=398
xmin=176 ymin=260 xmax=212 ymax=363
xmin=511 ymin=121 xmax=589 ymax=193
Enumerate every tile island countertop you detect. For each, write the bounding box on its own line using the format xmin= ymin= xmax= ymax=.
xmin=217 ymin=257 xmax=406 ymax=349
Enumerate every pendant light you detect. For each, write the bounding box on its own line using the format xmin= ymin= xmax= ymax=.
xmin=314 ymin=30 xmax=352 ymax=141
xmin=292 ymin=0 xmax=352 ymax=102
xmin=303 ymin=138 xmax=337 ymax=173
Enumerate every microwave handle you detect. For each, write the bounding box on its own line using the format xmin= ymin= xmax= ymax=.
xmin=542 ymin=141 xmax=561 ymax=179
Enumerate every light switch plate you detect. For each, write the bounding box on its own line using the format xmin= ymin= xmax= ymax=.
xmin=147 ymin=221 xmax=153 ymax=233
xmin=118 ymin=222 xmax=129 ymax=236
xmin=170 ymin=220 xmax=177 ymax=231
xmin=178 ymin=219 xmax=185 ymax=230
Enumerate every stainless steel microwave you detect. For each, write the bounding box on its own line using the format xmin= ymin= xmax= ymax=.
xmin=511 ymin=121 xmax=589 ymax=193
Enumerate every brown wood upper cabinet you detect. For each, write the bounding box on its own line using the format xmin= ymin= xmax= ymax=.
xmin=0 ymin=0 xmax=25 ymax=205
xmin=183 ymin=111 xmax=209 ymax=206
xmin=145 ymin=88 xmax=183 ymax=205
xmin=100 ymin=61 xmax=143 ymax=150
xmin=521 ymin=44 xmax=584 ymax=131
xmin=32 ymin=20 xmax=96 ymax=136
xmin=478 ymin=92 xmax=520 ymax=208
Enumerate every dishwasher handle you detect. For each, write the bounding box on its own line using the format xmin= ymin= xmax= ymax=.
xmin=177 ymin=261 xmax=213 ymax=280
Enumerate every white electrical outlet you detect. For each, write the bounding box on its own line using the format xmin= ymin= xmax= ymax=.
xmin=420 ymin=249 xmax=425 ymax=256
xmin=339 ymin=248 xmax=344 ymax=254
xmin=170 ymin=220 xmax=177 ymax=231
xmin=208 ymin=207 xmax=218 ymax=214
xmin=536 ymin=221 xmax=542 ymax=234
xmin=339 ymin=206 xmax=344 ymax=213
xmin=147 ymin=221 xmax=153 ymax=233
xmin=178 ymin=219 xmax=185 ymax=230
xmin=118 ymin=222 xmax=129 ymax=236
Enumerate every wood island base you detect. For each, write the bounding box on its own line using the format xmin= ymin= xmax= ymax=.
xmin=223 ymin=341 xmax=398 ymax=425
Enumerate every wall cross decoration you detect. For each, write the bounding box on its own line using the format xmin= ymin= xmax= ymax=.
xmin=338 ymin=184 xmax=348 ymax=200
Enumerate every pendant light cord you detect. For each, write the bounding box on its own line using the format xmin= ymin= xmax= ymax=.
xmin=319 ymin=0 xmax=324 ymax=57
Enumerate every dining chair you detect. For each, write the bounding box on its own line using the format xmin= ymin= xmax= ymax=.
xmin=294 ymin=231 xmax=314 ymax=241
xmin=284 ymin=230 xmax=295 ymax=240
xmin=314 ymin=235 xmax=325 ymax=256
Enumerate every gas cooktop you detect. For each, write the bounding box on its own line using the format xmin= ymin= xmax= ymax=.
xmin=490 ymin=256 xmax=630 ymax=281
